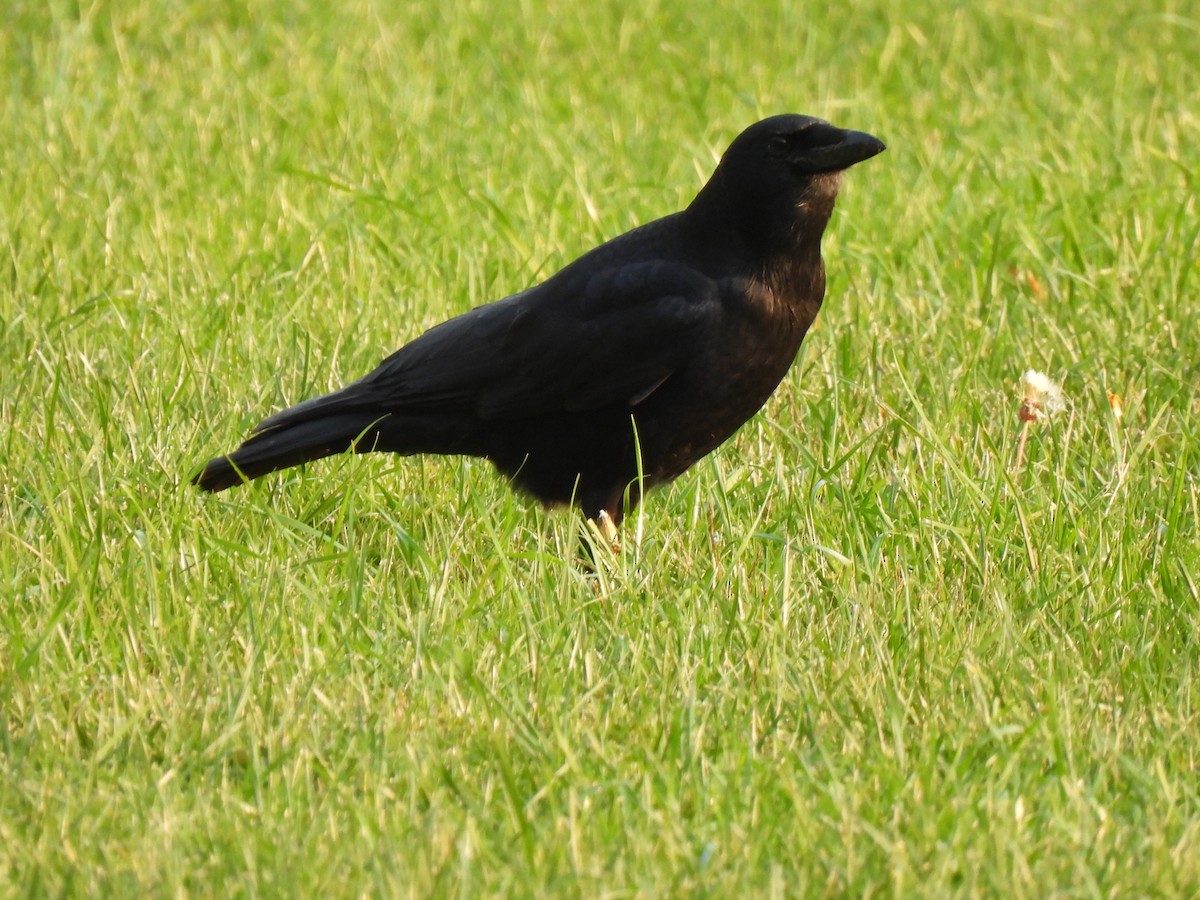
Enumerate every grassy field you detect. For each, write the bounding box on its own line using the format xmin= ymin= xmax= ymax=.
xmin=2 ymin=0 xmax=1198 ymax=895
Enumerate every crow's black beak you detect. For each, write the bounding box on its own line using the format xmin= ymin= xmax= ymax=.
xmin=807 ymin=129 xmax=886 ymax=173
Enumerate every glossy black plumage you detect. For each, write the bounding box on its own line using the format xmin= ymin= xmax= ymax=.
xmin=193 ymin=115 xmax=885 ymax=527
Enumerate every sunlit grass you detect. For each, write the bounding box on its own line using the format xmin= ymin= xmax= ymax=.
xmin=2 ymin=0 xmax=1198 ymax=895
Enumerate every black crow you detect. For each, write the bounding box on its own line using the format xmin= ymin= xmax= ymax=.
xmin=193 ymin=114 xmax=885 ymax=541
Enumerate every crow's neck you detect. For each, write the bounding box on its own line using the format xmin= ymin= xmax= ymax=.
xmin=685 ymin=171 xmax=840 ymax=282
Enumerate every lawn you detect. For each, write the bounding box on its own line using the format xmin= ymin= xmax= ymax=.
xmin=2 ymin=0 xmax=1198 ymax=895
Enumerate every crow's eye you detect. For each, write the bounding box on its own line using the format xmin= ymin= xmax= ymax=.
xmin=767 ymin=135 xmax=791 ymax=155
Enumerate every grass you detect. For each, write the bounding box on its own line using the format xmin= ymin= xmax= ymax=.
xmin=2 ymin=0 xmax=1198 ymax=895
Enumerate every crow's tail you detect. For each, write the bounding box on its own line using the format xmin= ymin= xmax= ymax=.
xmin=192 ymin=388 xmax=388 ymax=493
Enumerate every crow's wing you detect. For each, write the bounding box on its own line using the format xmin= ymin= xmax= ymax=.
xmin=350 ymin=260 xmax=722 ymax=420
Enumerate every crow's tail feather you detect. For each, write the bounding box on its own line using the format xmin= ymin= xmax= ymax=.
xmin=192 ymin=397 xmax=387 ymax=493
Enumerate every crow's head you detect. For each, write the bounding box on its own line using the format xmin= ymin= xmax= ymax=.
xmin=690 ymin=114 xmax=885 ymax=253
xmin=720 ymin=114 xmax=884 ymax=188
